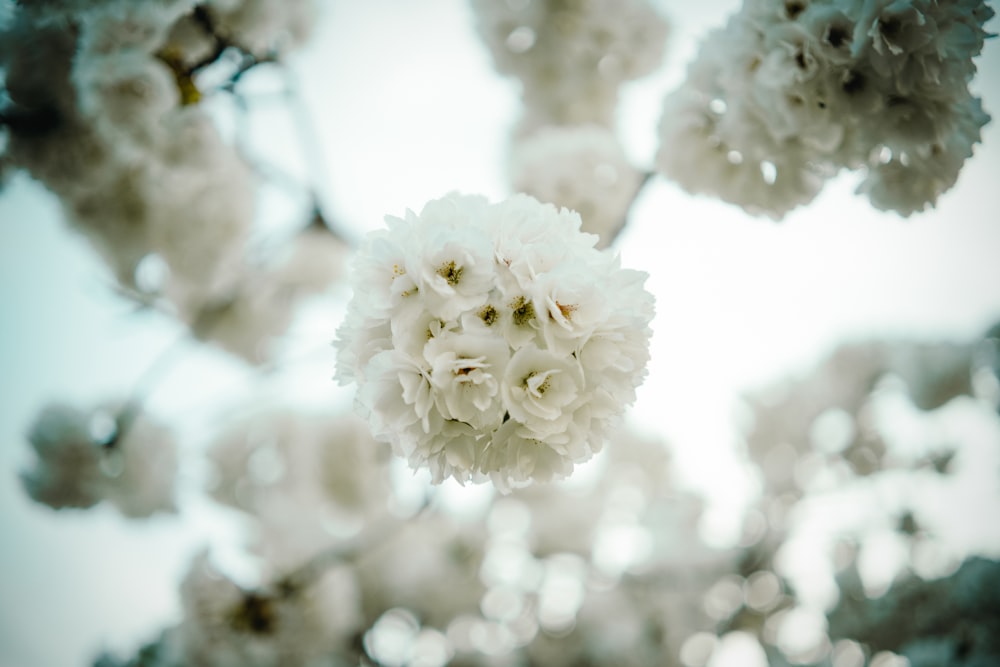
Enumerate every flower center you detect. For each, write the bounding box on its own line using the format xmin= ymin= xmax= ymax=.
xmin=784 ymin=0 xmax=804 ymax=19
xmin=509 ymin=296 xmax=535 ymax=327
xmin=436 ymin=261 xmax=463 ymax=286
xmin=826 ymin=25 xmax=849 ymax=49
xmin=479 ymin=304 xmax=498 ymax=326
xmin=556 ymin=301 xmax=577 ymax=321
xmin=231 ymin=593 xmax=276 ymax=635
xmin=523 ymin=370 xmax=557 ymax=397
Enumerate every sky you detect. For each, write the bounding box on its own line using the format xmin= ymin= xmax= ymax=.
xmin=1 ymin=1 xmax=999 ymax=666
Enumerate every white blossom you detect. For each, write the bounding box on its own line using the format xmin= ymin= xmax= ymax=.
xmin=207 ymin=408 xmax=392 ymax=567
xmin=336 ymin=192 xmax=654 ymax=491
xmin=75 ymin=1 xmax=194 ymax=55
xmin=501 ymin=344 xmax=585 ymax=438
xmin=270 ymin=224 xmax=349 ymax=295
xmin=509 ymin=124 xmax=644 ymax=246
xmin=171 ymin=550 xmax=361 ymax=667
xmin=204 ymin=0 xmax=316 ymax=58
xmin=471 ymin=0 xmax=669 ymax=129
xmin=208 ymin=408 xmax=390 ymax=515
xmin=409 ymin=223 xmax=495 ymax=322
xmin=188 ymin=225 xmax=348 ymax=365
xmin=425 ymin=331 xmax=509 ymax=431
xmin=857 ymin=96 xmax=990 ymax=216
xmin=20 ymin=401 xmax=178 ymax=518
xmin=0 ymin=0 xmax=334 ymax=361
xmin=479 ymin=419 xmax=577 ymax=494
xmin=656 ymin=0 xmax=994 ymax=217
xmin=354 ymin=513 xmax=489 ymax=628
xmin=73 ymin=50 xmax=180 ymax=148
xmin=66 ymin=107 xmax=256 ymax=312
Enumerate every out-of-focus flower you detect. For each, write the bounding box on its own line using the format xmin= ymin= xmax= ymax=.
xmin=741 ymin=337 xmax=979 ymax=494
xmin=858 ymin=96 xmax=991 ymax=216
xmin=170 ymin=550 xmax=360 ymax=667
xmin=67 ymin=108 xmax=256 ymax=313
xmin=828 ymin=557 xmax=1000 ymax=665
xmin=75 ymin=1 xmax=195 ymax=55
xmin=20 ymin=401 xmax=178 ymax=518
xmin=204 ymin=0 xmax=317 ymax=58
xmin=270 ymin=222 xmax=350 ymax=294
xmin=73 ymin=49 xmax=180 ymax=148
xmin=356 ymin=513 xmax=488 ymax=631
xmin=1 ymin=0 xmax=330 ymax=363
xmin=656 ymin=0 xmax=994 ymax=217
xmin=186 ymin=223 xmax=348 ymax=365
xmin=472 ymin=0 xmax=668 ymax=129
xmin=207 ymin=408 xmax=392 ymax=568
xmin=335 ymin=192 xmax=654 ymax=491
xmin=509 ymin=124 xmax=644 ymax=246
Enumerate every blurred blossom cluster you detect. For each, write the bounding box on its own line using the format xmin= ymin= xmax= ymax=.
xmin=471 ymin=0 xmax=668 ymax=129
xmin=84 ymin=328 xmax=1000 ymax=667
xmin=2 ymin=0 xmax=998 ymax=666
xmin=21 ymin=401 xmax=178 ymax=518
xmin=707 ymin=333 xmax=1000 ymax=666
xmin=206 ymin=408 xmax=394 ymax=570
xmin=656 ymin=0 xmax=995 ymax=217
xmin=508 ymin=124 xmax=646 ymax=247
xmin=473 ymin=0 xmax=666 ymax=245
xmin=0 ymin=0 xmax=344 ymax=365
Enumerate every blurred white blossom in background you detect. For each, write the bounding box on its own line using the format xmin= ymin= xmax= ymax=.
xmin=656 ymin=0 xmax=994 ymax=218
xmin=22 ymin=401 xmax=178 ymax=518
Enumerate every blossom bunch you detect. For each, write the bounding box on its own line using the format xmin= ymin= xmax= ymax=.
xmin=207 ymin=408 xmax=391 ymax=568
xmin=336 ymin=193 xmax=654 ymax=492
xmin=509 ymin=124 xmax=644 ymax=246
xmin=20 ymin=402 xmax=178 ymax=518
xmin=471 ymin=0 xmax=668 ymax=130
xmin=189 ymin=223 xmax=349 ymax=364
xmin=2 ymin=2 xmax=253 ymax=305
xmin=1 ymin=1 xmax=339 ymax=365
xmin=656 ymin=0 xmax=994 ymax=217
xmin=170 ymin=550 xmax=360 ymax=667
xmin=202 ymin=0 xmax=316 ymax=57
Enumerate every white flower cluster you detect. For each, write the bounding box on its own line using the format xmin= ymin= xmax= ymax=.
xmin=2 ymin=0 xmax=340 ymax=364
xmin=189 ymin=224 xmax=349 ymax=364
xmin=743 ymin=337 xmax=982 ymax=495
xmin=203 ymin=0 xmax=316 ymax=57
xmin=472 ymin=2 xmax=664 ymax=247
xmin=471 ymin=0 xmax=668 ymax=129
xmin=13 ymin=0 xmax=314 ymax=57
xmin=207 ymin=408 xmax=391 ymax=568
xmin=656 ymin=0 xmax=994 ymax=217
xmin=3 ymin=2 xmax=253 ymax=308
xmin=171 ymin=550 xmax=360 ymax=667
xmin=509 ymin=124 xmax=645 ymax=246
xmin=20 ymin=402 xmax=178 ymax=518
xmin=336 ymin=193 xmax=654 ymax=492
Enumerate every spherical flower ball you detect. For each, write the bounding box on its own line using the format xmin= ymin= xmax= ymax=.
xmin=335 ymin=193 xmax=654 ymax=492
